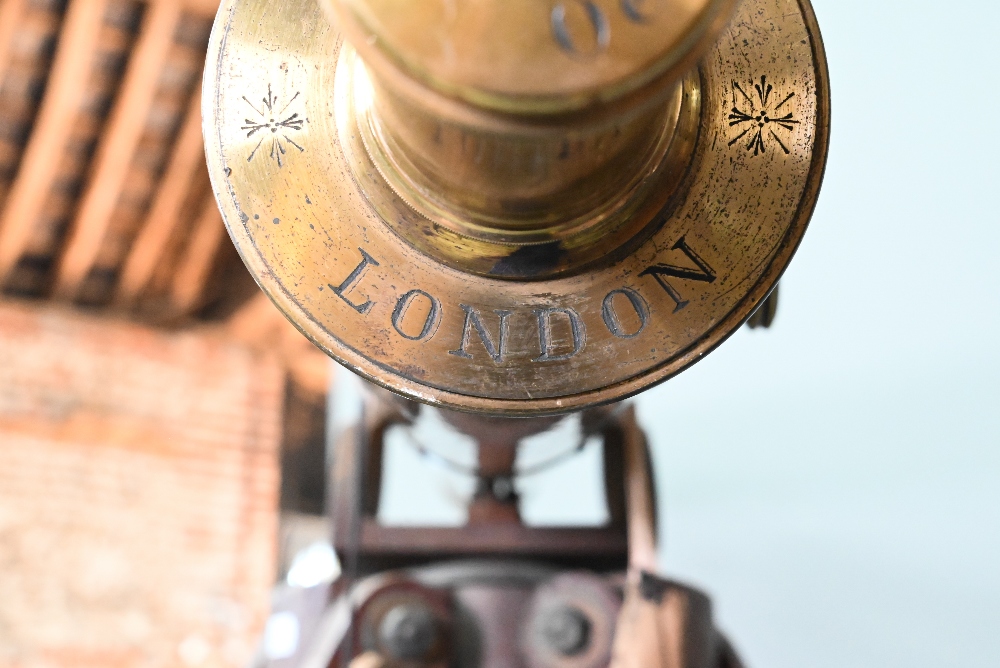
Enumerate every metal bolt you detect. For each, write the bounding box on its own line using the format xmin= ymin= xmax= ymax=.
xmin=537 ymin=605 xmax=591 ymax=656
xmin=491 ymin=476 xmax=516 ymax=501
xmin=378 ymin=603 xmax=438 ymax=661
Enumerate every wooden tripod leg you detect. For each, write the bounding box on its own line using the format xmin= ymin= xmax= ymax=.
xmin=610 ymin=405 xmax=672 ymax=667
xmin=609 ymin=406 xmax=722 ymax=668
xmin=621 ymin=405 xmax=659 ymax=574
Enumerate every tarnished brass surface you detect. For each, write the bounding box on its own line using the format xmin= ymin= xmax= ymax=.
xmin=204 ymin=0 xmax=829 ymax=415
xmin=338 ymin=51 xmax=702 ymax=276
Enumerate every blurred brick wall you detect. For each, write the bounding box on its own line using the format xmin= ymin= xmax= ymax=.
xmin=0 ymin=300 xmax=284 ymax=668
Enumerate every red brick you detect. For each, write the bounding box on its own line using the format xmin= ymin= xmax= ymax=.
xmin=0 ymin=299 xmax=284 ymax=668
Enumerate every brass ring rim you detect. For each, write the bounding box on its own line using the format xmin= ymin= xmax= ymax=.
xmin=204 ymin=0 xmax=831 ymax=417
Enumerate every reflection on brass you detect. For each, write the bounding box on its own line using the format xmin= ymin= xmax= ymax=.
xmin=338 ymin=51 xmax=701 ymax=276
xmin=204 ymin=0 xmax=830 ymax=415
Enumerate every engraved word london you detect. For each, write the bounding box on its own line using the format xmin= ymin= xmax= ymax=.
xmin=551 ymin=0 xmax=656 ymax=54
xmin=327 ymin=238 xmax=717 ymax=365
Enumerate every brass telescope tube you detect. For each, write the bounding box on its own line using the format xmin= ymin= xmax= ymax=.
xmin=359 ymin=65 xmax=680 ymax=240
xmin=323 ymin=0 xmax=738 ymax=275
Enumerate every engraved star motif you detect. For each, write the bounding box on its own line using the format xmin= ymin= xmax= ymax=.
xmin=241 ymin=84 xmax=304 ymax=167
xmin=728 ymin=75 xmax=799 ymax=156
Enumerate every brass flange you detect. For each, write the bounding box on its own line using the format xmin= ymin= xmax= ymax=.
xmin=204 ymin=0 xmax=830 ymax=415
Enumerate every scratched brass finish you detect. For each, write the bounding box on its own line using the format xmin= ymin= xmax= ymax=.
xmin=204 ymin=0 xmax=829 ymax=414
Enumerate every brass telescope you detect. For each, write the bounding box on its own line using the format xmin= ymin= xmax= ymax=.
xmin=204 ymin=0 xmax=830 ymax=414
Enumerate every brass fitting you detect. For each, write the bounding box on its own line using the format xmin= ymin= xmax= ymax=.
xmin=204 ymin=0 xmax=830 ymax=414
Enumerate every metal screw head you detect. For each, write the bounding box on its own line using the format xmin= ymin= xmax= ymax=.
xmin=378 ymin=603 xmax=438 ymax=661
xmin=491 ymin=476 xmax=516 ymax=502
xmin=537 ymin=605 xmax=591 ymax=657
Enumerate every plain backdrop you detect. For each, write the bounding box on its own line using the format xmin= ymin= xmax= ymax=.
xmin=355 ymin=0 xmax=1000 ymax=665
xmin=634 ymin=0 xmax=1000 ymax=665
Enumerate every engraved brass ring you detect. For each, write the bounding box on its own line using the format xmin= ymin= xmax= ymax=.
xmin=204 ymin=0 xmax=830 ymax=415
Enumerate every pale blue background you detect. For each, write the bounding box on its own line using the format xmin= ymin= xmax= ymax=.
xmin=347 ymin=1 xmax=1000 ymax=665
xmin=635 ymin=1 xmax=1000 ymax=665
